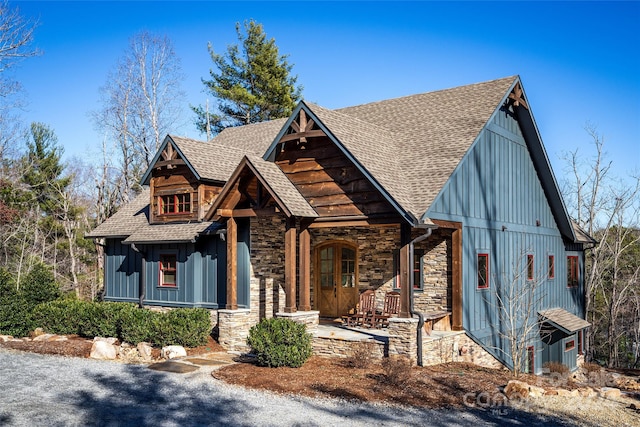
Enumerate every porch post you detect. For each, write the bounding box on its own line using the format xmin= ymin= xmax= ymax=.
xmin=452 ymin=227 xmax=463 ymax=330
xmin=284 ymin=217 xmax=297 ymax=313
xmin=226 ymin=216 xmax=238 ymax=309
xmin=399 ymin=222 xmax=411 ymax=318
xmin=298 ymin=222 xmax=311 ymax=311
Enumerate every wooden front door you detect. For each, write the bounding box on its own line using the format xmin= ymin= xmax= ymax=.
xmin=317 ymin=243 xmax=358 ymax=317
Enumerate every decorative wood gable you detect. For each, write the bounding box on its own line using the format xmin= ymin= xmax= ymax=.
xmin=268 ymin=106 xmax=403 ymax=226
xmin=154 ymin=141 xmax=186 ymax=171
xmin=507 ymin=82 xmax=529 ymax=110
xmin=205 ymin=156 xmax=317 ymax=222
xmin=147 ymin=137 xmax=222 ymax=224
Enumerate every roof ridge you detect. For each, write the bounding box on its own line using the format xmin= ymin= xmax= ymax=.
xmin=336 ymin=75 xmax=518 ymax=112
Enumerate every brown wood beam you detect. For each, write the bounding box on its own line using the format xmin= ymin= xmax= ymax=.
xmin=284 ymin=217 xmax=297 ymax=313
xmin=216 ymin=207 xmax=278 ymax=218
xmin=432 ymin=219 xmax=463 ymax=230
xmin=298 ymin=223 xmax=311 ymax=311
xmin=451 ymin=227 xmax=463 ymax=331
xmin=226 ymin=217 xmax=238 ymax=310
xmin=155 ymin=159 xmax=185 ymax=169
xmin=279 ymin=129 xmax=325 ymax=143
xmin=399 ymin=222 xmax=411 ymax=318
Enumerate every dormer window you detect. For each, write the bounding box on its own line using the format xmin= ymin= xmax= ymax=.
xmin=159 ymin=193 xmax=191 ymax=214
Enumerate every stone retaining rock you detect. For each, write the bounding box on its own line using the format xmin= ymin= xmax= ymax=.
xmin=90 ymin=340 xmax=117 ymax=360
xmin=162 ymin=345 xmax=187 ymax=360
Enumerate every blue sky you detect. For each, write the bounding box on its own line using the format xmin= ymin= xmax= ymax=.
xmin=12 ymin=1 xmax=640 ymax=185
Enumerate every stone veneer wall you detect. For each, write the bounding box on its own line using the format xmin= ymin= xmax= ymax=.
xmin=387 ymin=316 xmax=504 ymax=369
xmin=218 ymin=309 xmax=251 ymax=352
xmin=415 ymin=229 xmax=452 ymax=313
xmin=422 ymin=332 xmax=503 ymax=368
xmin=276 ymin=311 xmax=320 ymax=335
xmin=387 ymin=317 xmax=419 ymax=363
xmin=313 ymin=337 xmax=385 ymax=359
xmin=310 ymin=226 xmax=453 ymax=315
xmin=249 ymin=216 xmax=287 ymax=326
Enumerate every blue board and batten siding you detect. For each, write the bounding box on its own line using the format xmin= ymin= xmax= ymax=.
xmin=427 ymin=109 xmax=584 ymax=372
xmin=103 ymin=233 xmax=250 ymax=309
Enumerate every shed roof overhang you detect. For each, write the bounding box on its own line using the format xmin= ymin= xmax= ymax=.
xmin=538 ymin=308 xmax=591 ymax=334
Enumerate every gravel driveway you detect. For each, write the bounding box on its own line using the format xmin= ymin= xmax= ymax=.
xmin=0 ymin=347 xmax=624 ymax=426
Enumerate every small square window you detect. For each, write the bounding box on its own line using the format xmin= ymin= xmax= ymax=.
xmin=565 ymin=339 xmax=575 ymax=352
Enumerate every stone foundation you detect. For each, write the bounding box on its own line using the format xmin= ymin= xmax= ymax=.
xmin=217 ymin=309 xmax=252 ymax=352
xmin=313 ymin=336 xmax=385 ymax=359
xmin=421 ymin=331 xmax=503 ymax=369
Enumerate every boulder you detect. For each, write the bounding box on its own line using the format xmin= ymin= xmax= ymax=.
xmin=528 ymin=385 xmax=546 ymax=398
xmin=162 ymin=345 xmax=187 ymax=360
xmin=31 ymin=328 xmax=45 ymax=337
xmin=0 ymin=335 xmax=13 ymax=342
xmin=556 ymin=388 xmax=572 ymax=397
xmin=90 ymin=340 xmax=117 ymax=360
xmin=504 ymin=380 xmax=530 ymax=400
xmin=599 ymin=387 xmax=622 ymax=399
xmin=578 ymin=387 xmax=596 ymax=397
xmin=137 ymin=342 xmax=153 ymax=361
xmin=93 ymin=336 xmax=118 ymax=345
xmin=33 ymin=334 xmax=56 ymax=342
xmin=545 ymin=389 xmax=559 ymax=396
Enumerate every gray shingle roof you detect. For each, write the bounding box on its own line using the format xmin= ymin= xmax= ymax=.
xmin=336 ymin=76 xmax=518 ymax=217
xmin=91 ymin=76 xmax=522 ymax=241
xmin=539 ymin=308 xmax=591 ymax=334
xmin=123 ymin=221 xmax=220 ymax=244
xmin=245 ymin=155 xmax=318 ymax=218
xmin=86 ymin=188 xmax=150 ymax=238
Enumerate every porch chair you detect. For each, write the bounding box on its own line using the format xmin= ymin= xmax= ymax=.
xmin=343 ymin=289 xmax=376 ymax=328
xmin=373 ymin=291 xmax=401 ymax=328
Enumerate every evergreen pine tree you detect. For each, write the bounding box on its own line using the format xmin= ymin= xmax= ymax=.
xmin=192 ymin=20 xmax=302 ymax=137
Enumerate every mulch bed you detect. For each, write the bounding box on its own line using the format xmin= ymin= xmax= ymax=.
xmin=213 ymin=357 xmax=528 ymax=408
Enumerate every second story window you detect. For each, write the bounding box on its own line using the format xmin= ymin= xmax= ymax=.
xmin=159 ymin=193 xmax=191 ymax=215
xmin=567 ymin=255 xmax=579 ymax=287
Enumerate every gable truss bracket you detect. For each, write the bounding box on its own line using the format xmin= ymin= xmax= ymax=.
xmin=279 ymin=109 xmax=325 ymax=147
xmin=507 ymin=82 xmax=529 ymax=110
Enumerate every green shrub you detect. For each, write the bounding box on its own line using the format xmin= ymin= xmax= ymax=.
xmin=119 ymin=306 xmax=157 ymax=344
xmin=0 ymin=268 xmax=33 ymax=336
xmin=32 ymin=299 xmax=83 ymax=335
xmin=20 ymin=263 xmax=61 ymax=306
xmin=30 ymin=298 xmax=212 ymax=347
xmin=155 ymin=308 xmax=211 ymax=348
xmin=78 ymin=302 xmax=135 ymax=338
xmin=0 ymin=265 xmax=62 ymax=337
xmin=247 ymin=318 xmax=312 ymax=368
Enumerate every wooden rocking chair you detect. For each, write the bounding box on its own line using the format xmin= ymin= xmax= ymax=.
xmin=373 ymin=291 xmax=400 ymax=328
xmin=343 ymin=289 xmax=376 ymax=328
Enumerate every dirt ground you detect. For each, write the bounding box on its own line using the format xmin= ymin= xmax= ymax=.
xmin=3 ymin=336 xmax=639 ymax=414
xmin=0 ymin=335 xmax=225 ymax=359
